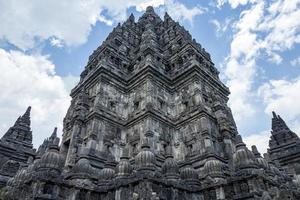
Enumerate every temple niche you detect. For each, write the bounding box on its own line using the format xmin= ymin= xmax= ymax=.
xmin=0 ymin=6 xmax=300 ymax=200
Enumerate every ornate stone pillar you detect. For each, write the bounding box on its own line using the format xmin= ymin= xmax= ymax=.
xmin=223 ymin=130 xmax=234 ymax=159
xmin=65 ymin=120 xmax=82 ymax=167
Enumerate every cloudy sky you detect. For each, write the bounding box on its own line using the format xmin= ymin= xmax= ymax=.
xmin=0 ymin=0 xmax=299 ymax=154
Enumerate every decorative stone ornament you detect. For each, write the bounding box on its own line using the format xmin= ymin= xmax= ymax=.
xmin=116 ymin=148 xmax=133 ymax=177
xmin=135 ymin=137 xmax=156 ymax=172
xmin=0 ymin=6 xmax=300 ymax=200
xmin=161 ymin=145 xmax=179 ymax=179
xmin=203 ymin=156 xmax=225 ymax=179
xmin=233 ymin=135 xmax=258 ymax=171
xmin=98 ymin=161 xmax=116 ymax=182
xmin=252 ymin=145 xmax=269 ymax=170
xmin=35 ymin=144 xmax=64 ymax=176
xmin=180 ymin=162 xmax=199 ymax=185
xmin=70 ymin=157 xmax=96 ymax=179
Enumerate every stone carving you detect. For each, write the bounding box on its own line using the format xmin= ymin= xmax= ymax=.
xmin=0 ymin=6 xmax=300 ymax=200
xmin=0 ymin=106 xmax=36 ymax=188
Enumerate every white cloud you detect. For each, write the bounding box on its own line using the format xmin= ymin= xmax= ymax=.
xmin=291 ymin=57 xmax=300 ymax=67
xmin=228 ymin=0 xmax=255 ymax=8
xmin=223 ymin=0 xmax=300 ymax=125
xmin=0 ymin=48 xmax=78 ymax=147
xmin=0 ymin=0 xmax=102 ymax=50
xmin=258 ymin=0 xmax=300 ymax=59
xmin=267 ymin=52 xmax=282 ymax=65
xmin=162 ymin=0 xmax=207 ymax=24
xmin=210 ymin=18 xmax=233 ymax=37
xmin=257 ymin=75 xmax=300 ymax=142
xmin=135 ymin=0 xmax=165 ymax=11
xmin=216 ymin=0 xmax=226 ymax=8
xmin=216 ymin=0 xmax=257 ymax=9
xmin=243 ymin=88 xmax=300 ymax=153
xmin=224 ymin=2 xmax=264 ymax=121
xmin=62 ymin=74 xmax=80 ymax=92
xmin=0 ymin=0 xmax=204 ymax=50
xmin=258 ymin=76 xmax=300 ymax=131
xmin=50 ymin=37 xmax=64 ymax=48
xmin=243 ymin=131 xmax=270 ymax=154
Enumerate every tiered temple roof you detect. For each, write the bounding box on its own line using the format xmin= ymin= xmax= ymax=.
xmin=0 ymin=7 xmax=299 ymax=200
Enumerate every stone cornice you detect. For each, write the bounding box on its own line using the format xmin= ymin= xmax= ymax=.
xmin=71 ymin=62 xmax=229 ymax=99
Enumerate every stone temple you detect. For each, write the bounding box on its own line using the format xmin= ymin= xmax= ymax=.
xmin=0 ymin=6 xmax=300 ymax=200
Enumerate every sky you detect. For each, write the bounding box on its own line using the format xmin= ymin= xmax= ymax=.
xmin=0 ymin=0 xmax=299 ymax=154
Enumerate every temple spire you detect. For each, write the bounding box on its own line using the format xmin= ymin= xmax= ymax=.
xmin=251 ymin=145 xmax=261 ymax=158
xmin=146 ymin=6 xmax=154 ymax=13
xmin=235 ymin=134 xmax=246 ymax=150
xmin=50 ymin=127 xmax=57 ymax=139
xmin=272 ymin=111 xmax=277 ymax=119
xmin=125 ymin=13 xmax=135 ymax=25
xmin=1 ymin=106 xmax=33 ymax=148
xmin=271 ymin=111 xmax=290 ymax=134
xmin=269 ymin=111 xmax=299 ymax=149
xmin=129 ymin=13 xmax=135 ymax=22
xmin=49 ymin=127 xmax=60 ymax=147
xmin=21 ymin=106 xmax=31 ymax=126
xmin=138 ymin=5 xmax=161 ymax=25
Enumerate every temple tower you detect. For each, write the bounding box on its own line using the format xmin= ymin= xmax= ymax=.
xmin=61 ymin=6 xmax=237 ymax=172
xmin=268 ymin=111 xmax=300 ymax=179
xmin=0 ymin=107 xmax=36 ymax=187
xmin=1 ymin=7 xmax=299 ymax=200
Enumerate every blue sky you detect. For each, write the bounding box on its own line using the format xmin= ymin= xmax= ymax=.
xmin=0 ymin=0 xmax=299 ymax=153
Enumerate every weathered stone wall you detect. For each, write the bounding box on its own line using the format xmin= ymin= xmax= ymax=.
xmin=1 ymin=6 xmax=300 ymax=200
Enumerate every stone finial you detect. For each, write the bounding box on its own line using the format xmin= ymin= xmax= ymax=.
xmin=235 ymin=134 xmax=246 ymax=150
xmin=116 ymin=147 xmax=132 ymax=177
xmin=20 ymin=106 xmax=31 ymax=126
xmin=128 ymin=13 xmax=135 ymax=22
xmin=251 ymin=145 xmax=261 ymax=158
xmin=233 ymin=135 xmax=257 ymax=170
xmin=135 ymin=137 xmax=156 ymax=171
xmin=235 ymin=134 xmax=243 ymax=143
xmin=50 ymin=127 xmax=57 ymax=139
xmin=146 ymin=6 xmax=154 ymax=13
xmin=164 ymin=12 xmax=170 ymax=20
xmin=48 ymin=127 xmax=60 ymax=149
xmin=272 ymin=111 xmax=277 ymax=119
xmin=36 ymin=142 xmax=64 ymax=174
xmin=162 ymin=145 xmax=179 ymax=179
xmin=23 ymin=106 xmax=31 ymax=117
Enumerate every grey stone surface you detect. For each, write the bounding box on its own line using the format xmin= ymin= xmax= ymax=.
xmin=0 ymin=106 xmax=36 ymax=188
xmin=0 ymin=6 xmax=300 ymax=200
xmin=266 ymin=112 xmax=300 ymax=186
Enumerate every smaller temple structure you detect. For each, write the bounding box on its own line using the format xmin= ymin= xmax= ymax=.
xmin=0 ymin=107 xmax=36 ymax=187
xmin=267 ymin=111 xmax=300 ymax=181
